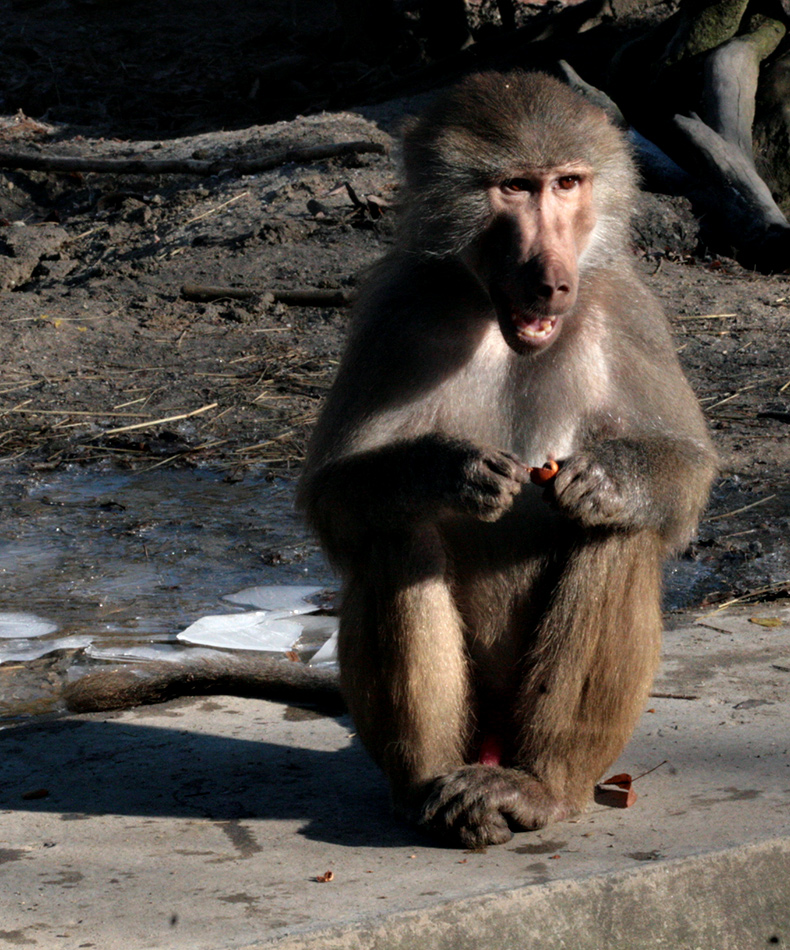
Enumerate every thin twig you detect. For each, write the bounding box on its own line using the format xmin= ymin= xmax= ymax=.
xmin=704 ymin=580 xmax=790 ymax=612
xmin=136 ymin=440 xmax=228 ymax=473
xmin=0 ymin=381 xmax=40 ymax=395
xmin=100 ymin=403 xmax=218 ymax=436
xmin=183 ymin=193 xmax=249 ymax=226
xmin=708 ymin=494 xmax=776 ymax=521
xmin=1 ymin=407 xmax=148 ymax=418
xmin=649 ymin=693 xmax=698 ymax=700
xmin=235 ymin=428 xmax=301 ymax=453
xmin=675 ymin=313 xmax=737 ymax=320
xmin=112 ymin=396 xmax=148 ymax=409
xmin=631 ymin=760 xmax=669 ymax=780
xmin=705 ymin=384 xmax=759 ymax=411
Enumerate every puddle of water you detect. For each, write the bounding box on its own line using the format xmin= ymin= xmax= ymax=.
xmin=0 ymin=465 xmax=334 ymax=650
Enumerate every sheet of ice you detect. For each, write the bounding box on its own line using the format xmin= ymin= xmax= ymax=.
xmin=294 ymin=614 xmax=338 ymax=637
xmin=84 ymin=643 xmax=229 ymax=663
xmin=0 ymin=636 xmax=93 ymax=663
xmin=223 ymin=584 xmax=325 ymax=614
xmin=177 ymin=611 xmax=303 ymax=652
xmin=0 ymin=612 xmax=58 ymax=639
xmin=175 ymin=585 xmax=340 ymax=652
xmin=309 ymin=629 xmax=338 ymax=666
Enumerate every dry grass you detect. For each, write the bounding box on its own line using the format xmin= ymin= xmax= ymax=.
xmin=0 ymin=342 xmax=335 ymax=471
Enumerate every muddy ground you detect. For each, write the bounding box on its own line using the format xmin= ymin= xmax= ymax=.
xmin=0 ymin=1 xmax=788 ymax=615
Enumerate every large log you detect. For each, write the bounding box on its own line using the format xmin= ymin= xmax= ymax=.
xmin=701 ymin=17 xmax=785 ymax=155
xmin=674 ymin=113 xmax=790 ymax=269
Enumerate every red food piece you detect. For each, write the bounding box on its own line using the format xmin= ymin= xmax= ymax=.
xmin=529 ymin=458 xmax=559 ymax=486
xmin=596 ymin=772 xmax=637 ymax=808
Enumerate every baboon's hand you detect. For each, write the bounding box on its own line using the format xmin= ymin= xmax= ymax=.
xmin=415 ymin=765 xmax=566 ymax=849
xmin=551 ymin=448 xmax=644 ymax=528
xmin=447 ymin=443 xmax=529 ymax=521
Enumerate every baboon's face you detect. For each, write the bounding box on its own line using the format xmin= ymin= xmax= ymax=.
xmin=467 ymin=163 xmax=596 ymax=354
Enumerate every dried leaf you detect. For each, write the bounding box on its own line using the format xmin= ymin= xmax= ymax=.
xmin=365 ymin=194 xmax=391 ymax=210
xmin=314 ymin=870 xmax=334 ymax=883
xmin=749 ymin=616 xmax=785 ymax=628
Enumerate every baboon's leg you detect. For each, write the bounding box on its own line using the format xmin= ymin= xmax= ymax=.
xmin=419 ymin=531 xmax=664 ymax=847
xmin=338 ymin=526 xmax=472 ymax=804
xmin=513 ymin=531 xmax=664 ymax=811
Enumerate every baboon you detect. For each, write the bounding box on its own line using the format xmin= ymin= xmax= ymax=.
xmin=65 ymin=71 xmax=716 ymax=848
xmin=296 ymin=70 xmax=716 ymax=846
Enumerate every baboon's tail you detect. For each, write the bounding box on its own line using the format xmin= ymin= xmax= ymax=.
xmin=63 ymin=654 xmax=344 ymax=715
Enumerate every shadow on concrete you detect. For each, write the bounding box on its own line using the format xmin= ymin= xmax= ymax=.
xmin=0 ymin=714 xmax=424 ymax=849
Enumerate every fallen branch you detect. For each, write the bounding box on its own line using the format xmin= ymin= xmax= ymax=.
xmin=180 ymin=283 xmax=354 ymax=307
xmin=0 ymin=140 xmax=387 ymax=177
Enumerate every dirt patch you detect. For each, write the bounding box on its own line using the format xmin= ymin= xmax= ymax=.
xmin=0 ymin=108 xmax=396 ymax=472
xmin=0 ymin=4 xmax=788 ymax=611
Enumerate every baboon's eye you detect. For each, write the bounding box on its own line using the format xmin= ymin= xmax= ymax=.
xmin=556 ymin=175 xmax=583 ymax=191
xmin=501 ymin=178 xmax=533 ymax=194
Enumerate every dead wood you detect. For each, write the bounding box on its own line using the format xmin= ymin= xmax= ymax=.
xmin=701 ymin=18 xmax=785 ymax=155
xmin=0 ymin=140 xmax=387 ymax=177
xmin=672 ymin=14 xmax=790 ymax=268
xmin=673 ymin=112 xmax=790 ymax=254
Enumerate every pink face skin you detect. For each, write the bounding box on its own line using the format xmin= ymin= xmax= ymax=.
xmin=476 ymin=164 xmax=597 ymax=354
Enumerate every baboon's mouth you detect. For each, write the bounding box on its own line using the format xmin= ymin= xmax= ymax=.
xmin=488 ymin=284 xmax=562 ymax=350
xmin=512 ymin=312 xmax=560 ymax=346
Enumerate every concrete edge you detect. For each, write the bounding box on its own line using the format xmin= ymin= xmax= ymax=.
xmin=248 ymin=837 xmax=790 ymax=950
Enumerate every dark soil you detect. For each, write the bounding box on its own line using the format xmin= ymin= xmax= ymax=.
xmin=0 ymin=0 xmax=788 ymax=612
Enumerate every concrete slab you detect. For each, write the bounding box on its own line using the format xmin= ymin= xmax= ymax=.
xmin=2 ymin=612 xmax=789 ymax=950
